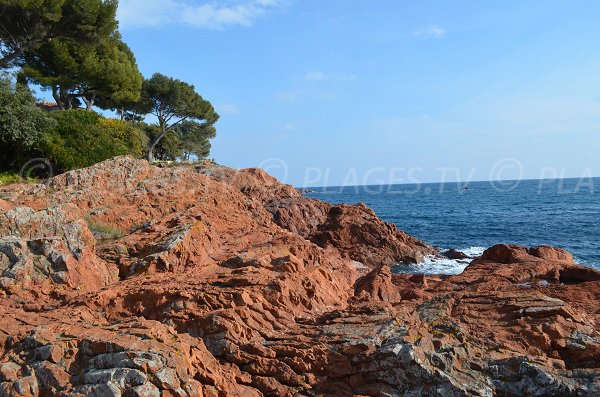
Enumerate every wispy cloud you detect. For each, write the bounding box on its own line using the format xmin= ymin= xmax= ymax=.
xmin=117 ymin=0 xmax=288 ymax=29
xmin=304 ymin=72 xmax=327 ymax=81
xmin=304 ymin=71 xmax=357 ymax=82
xmin=413 ymin=25 xmax=446 ymax=40
xmin=217 ymin=103 xmax=240 ymax=114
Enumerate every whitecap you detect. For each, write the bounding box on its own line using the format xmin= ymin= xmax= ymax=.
xmin=393 ymin=247 xmax=487 ymax=275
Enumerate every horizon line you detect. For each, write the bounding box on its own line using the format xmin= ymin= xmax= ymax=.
xmin=296 ymin=175 xmax=600 ymax=190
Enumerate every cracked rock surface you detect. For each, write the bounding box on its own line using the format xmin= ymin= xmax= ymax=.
xmin=1 ymin=157 xmax=599 ymax=396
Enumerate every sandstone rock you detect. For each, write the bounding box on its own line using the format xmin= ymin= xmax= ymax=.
xmin=0 ymin=158 xmax=599 ymax=396
xmin=308 ymin=203 xmax=435 ymax=267
xmin=354 ymin=266 xmax=401 ymax=302
xmin=441 ymin=248 xmax=469 ymax=260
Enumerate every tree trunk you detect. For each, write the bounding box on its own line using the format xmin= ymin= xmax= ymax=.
xmin=82 ymin=93 xmax=96 ymax=111
xmin=58 ymin=87 xmax=74 ymax=110
xmin=0 ymin=36 xmax=49 ymax=68
xmin=52 ymin=86 xmax=65 ymax=110
xmin=0 ymin=50 xmax=23 ymax=69
xmin=147 ymin=121 xmax=168 ymax=162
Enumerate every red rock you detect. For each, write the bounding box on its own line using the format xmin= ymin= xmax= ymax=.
xmin=354 ymin=266 xmax=401 ymax=302
xmin=442 ymin=248 xmax=469 ymax=260
xmin=0 ymin=158 xmax=599 ymax=396
xmin=528 ymin=245 xmax=574 ymax=263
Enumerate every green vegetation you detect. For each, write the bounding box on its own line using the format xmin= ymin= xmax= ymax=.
xmin=141 ymin=119 xmax=216 ymax=161
xmin=141 ymin=73 xmax=219 ymax=162
xmin=0 ymin=0 xmax=218 ymax=174
xmin=0 ymin=77 xmax=56 ymax=170
xmin=0 ymin=172 xmax=37 ymax=186
xmin=84 ymin=216 xmax=124 ymax=240
xmin=22 ymin=34 xmax=143 ymax=111
xmin=0 ymin=0 xmax=119 ymax=69
xmin=44 ymin=110 xmax=147 ymax=171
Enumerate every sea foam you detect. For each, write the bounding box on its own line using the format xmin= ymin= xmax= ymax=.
xmin=393 ymin=247 xmax=486 ymax=275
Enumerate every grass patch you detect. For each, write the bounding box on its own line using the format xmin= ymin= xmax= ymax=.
xmin=0 ymin=172 xmax=38 ymax=186
xmin=84 ymin=216 xmax=124 ymax=240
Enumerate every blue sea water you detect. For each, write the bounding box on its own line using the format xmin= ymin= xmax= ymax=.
xmin=304 ymin=178 xmax=600 ymax=273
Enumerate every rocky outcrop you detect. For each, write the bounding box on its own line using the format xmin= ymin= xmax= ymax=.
xmin=0 ymin=157 xmax=599 ymax=396
xmin=442 ymin=249 xmax=469 ymax=260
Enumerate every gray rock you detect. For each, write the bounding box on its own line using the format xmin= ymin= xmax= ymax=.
xmin=131 ymin=382 xmax=160 ymax=397
xmin=154 ymin=367 xmax=180 ymax=390
xmin=84 ymin=368 xmax=146 ymax=388
xmin=0 ymin=362 xmax=21 ymax=382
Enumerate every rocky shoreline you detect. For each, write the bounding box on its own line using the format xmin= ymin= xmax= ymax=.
xmin=1 ymin=157 xmax=599 ymax=396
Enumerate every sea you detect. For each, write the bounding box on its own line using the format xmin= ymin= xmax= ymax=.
xmin=303 ymin=177 xmax=600 ymax=275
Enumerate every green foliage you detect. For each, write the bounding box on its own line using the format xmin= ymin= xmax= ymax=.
xmin=0 ymin=76 xmax=56 ymax=170
xmin=92 ymin=40 xmax=143 ymax=106
xmin=142 ymin=73 xmax=219 ymax=161
xmin=138 ymin=120 xmax=216 ymax=161
xmin=12 ymin=0 xmax=140 ymax=111
xmin=0 ymin=0 xmax=118 ymax=68
xmin=84 ymin=215 xmax=124 ymax=240
xmin=1 ymin=2 xmax=219 ymax=171
xmin=97 ymin=118 xmax=148 ymax=157
xmin=22 ymin=34 xmax=142 ymax=110
xmin=95 ymin=91 xmax=151 ymax=122
xmin=143 ymin=73 xmax=219 ymax=125
xmin=43 ymin=109 xmax=147 ymax=172
xmin=0 ymin=172 xmax=37 ymax=186
xmin=175 ymin=120 xmax=216 ymax=160
xmin=139 ymin=123 xmax=179 ymax=161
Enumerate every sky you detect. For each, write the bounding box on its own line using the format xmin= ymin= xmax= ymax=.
xmin=115 ymin=0 xmax=600 ymax=187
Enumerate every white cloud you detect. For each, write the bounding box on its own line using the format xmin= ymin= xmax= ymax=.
xmin=117 ymin=0 xmax=176 ymax=28
xmin=217 ymin=103 xmax=240 ymax=114
xmin=117 ymin=0 xmax=288 ymax=29
xmin=275 ymin=90 xmax=298 ymax=102
xmin=304 ymin=71 xmax=357 ymax=82
xmin=304 ymin=72 xmax=326 ymax=81
xmin=414 ymin=25 xmax=446 ymax=40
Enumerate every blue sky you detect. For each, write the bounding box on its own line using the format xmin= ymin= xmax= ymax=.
xmin=116 ymin=0 xmax=600 ymax=186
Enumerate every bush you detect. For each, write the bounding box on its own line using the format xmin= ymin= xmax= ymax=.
xmin=97 ymin=118 xmax=148 ymax=158
xmin=43 ymin=110 xmax=148 ymax=172
xmin=0 ymin=172 xmax=38 ymax=186
xmin=0 ymin=77 xmax=56 ymax=171
xmin=84 ymin=216 xmax=124 ymax=240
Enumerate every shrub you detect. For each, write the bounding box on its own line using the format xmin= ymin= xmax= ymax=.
xmin=43 ymin=110 xmax=148 ymax=172
xmin=97 ymin=118 xmax=148 ymax=158
xmin=0 ymin=77 xmax=56 ymax=171
xmin=84 ymin=216 xmax=124 ymax=240
xmin=0 ymin=172 xmax=37 ymax=186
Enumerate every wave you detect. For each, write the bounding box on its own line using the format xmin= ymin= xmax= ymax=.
xmin=393 ymin=247 xmax=487 ymax=275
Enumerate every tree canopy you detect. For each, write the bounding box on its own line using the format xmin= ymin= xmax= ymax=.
xmin=142 ymin=73 xmax=219 ymax=161
xmin=0 ymin=1 xmax=219 ymax=170
xmin=176 ymin=120 xmax=216 ymax=161
xmin=141 ymin=120 xmax=216 ymax=162
xmin=21 ymin=33 xmax=142 ymax=110
xmin=0 ymin=0 xmax=118 ymax=68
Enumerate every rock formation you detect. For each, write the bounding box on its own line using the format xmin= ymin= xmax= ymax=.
xmin=0 ymin=157 xmax=599 ymax=396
